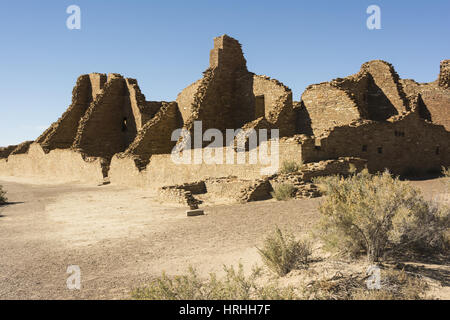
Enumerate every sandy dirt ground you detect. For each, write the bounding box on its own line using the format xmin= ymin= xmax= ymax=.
xmin=0 ymin=176 xmax=448 ymax=300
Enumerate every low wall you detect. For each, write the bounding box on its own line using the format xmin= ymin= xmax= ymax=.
xmin=109 ymin=141 xmax=303 ymax=189
xmin=0 ymin=143 xmax=104 ymax=183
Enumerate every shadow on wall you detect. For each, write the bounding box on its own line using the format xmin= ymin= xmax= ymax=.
xmin=295 ymin=102 xmax=313 ymax=136
xmin=365 ymin=76 xmax=399 ymax=121
xmin=416 ymin=94 xmax=432 ymax=122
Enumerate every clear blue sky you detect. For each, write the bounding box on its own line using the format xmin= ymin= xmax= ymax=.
xmin=0 ymin=0 xmax=449 ymax=146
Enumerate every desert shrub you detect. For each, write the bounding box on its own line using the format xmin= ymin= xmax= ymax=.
xmin=271 ymin=183 xmax=296 ymax=201
xmin=303 ymin=268 xmax=427 ymax=300
xmin=257 ymin=227 xmax=312 ymax=276
xmin=314 ymin=169 xmax=449 ymax=262
xmin=351 ymin=268 xmax=428 ymax=300
xmin=0 ymin=185 xmax=7 ymax=205
xmin=442 ymin=166 xmax=450 ymax=178
xmin=443 ymin=167 xmax=450 ymax=191
xmin=280 ymin=160 xmax=302 ymax=174
xmin=131 ymin=264 xmax=297 ymax=300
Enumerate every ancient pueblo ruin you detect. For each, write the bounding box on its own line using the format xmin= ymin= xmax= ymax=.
xmin=1 ymin=35 xmax=449 ymax=207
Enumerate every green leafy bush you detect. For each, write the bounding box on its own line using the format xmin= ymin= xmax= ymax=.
xmin=131 ymin=264 xmax=297 ymax=300
xmin=280 ymin=160 xmax=303 ymax=174
xmin=271 ymin=183 xmax=296 ymax=201
xmin=314 ymin=170 xmax=449 ymax=262
xmin=257 ymin=227 xmax=312 ymax=276
xmin=0 ymin=185 xmax=7 ymax=205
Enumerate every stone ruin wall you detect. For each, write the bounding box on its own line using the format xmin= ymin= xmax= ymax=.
xmin=359 ymin=60 xmax=409 ymax=116
xmin=0 ymin=143 xmax=103 ymax=183
xmin=109 ymin=140 xmax=303 ymax=188
xmin=301 ymin=60 xmax=413 ymax=138
xmin=301 ymin=113 xmax=450 ymax=175
xmin=121 ymin=102 xmax=183 ymax=169
xmin=180 ymin=36 xmax=253 ymax=142
xmin=399 ymin=61 xmax=450 ymax=131
xmin=0 ymin=145 xmax=18 ymax=159
xmin=178 ymin=35 xmax=295 ymax=149
xmin=155 ymin=157 xmax=368 ymax=206
xmin=36 ymin=74 xmax=98 ymax=151
xmin=252 ymin=75 xmax=295 ymax=137
xmin=439 ymin=60 xmax=450 ymax=89
xmin=73 ymin=74 xmax=138 ymax=159
xmin=176 ymin=80 xmax=202 ymax=123
xmin=0 ymin=36 xmax=448 ymax=189
xmin=301 ymin=83 xmax=361 ymax=137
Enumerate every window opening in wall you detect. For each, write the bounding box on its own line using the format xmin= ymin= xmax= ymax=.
xmin=377 ymin=147 xmax=383 ymax=154
xmin=436 ymin=146 xmax=440 ymax=155
xmin=362 ymin=145 xmax=368 ymax=152
xmin=314 ymin=145 xmax=321 ymax=151
xmin=255 ymin=95 xmax=265 ymax=119
xmin=122 ymin=117 xmax=128 ymax=132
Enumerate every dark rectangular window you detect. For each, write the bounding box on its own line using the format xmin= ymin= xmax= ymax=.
xmin=436 ymin=146 xmax=440 ymax=155
xmin=377 ymin=147 xmax=383 ymax=154
xmin=362 ymin=145 xmax=368 ymax=152
xmin=314 ymin=146 xmax=321 ymax=151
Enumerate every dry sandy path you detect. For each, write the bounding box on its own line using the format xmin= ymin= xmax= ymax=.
xmin=0 ymin=178 xmax=320 ymax=299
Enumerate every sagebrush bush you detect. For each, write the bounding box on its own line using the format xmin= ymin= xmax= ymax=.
xmin=443 ymin=167 xmax=450 ymax=191
xmin=304 ymin=268 xmax=427 ymax=300
xmin=442 ymin=166 xmax=450 ymax=178
xmin=257 ymin=227 xmax=312 ymax=276
xmin=280 ymin=160 xmax=303 ymax=174
xmin=0 ymin=185 xmax=7 ymax=205
xmin=314 ymin=169 xmax=449 ymax=262
xmin=131 ymin=264 xmax=297 ymax=300
xmin=271 ymin=183 xmax=296 ymax=201
xmin=351 ymin=269 xmax=428 ymax=300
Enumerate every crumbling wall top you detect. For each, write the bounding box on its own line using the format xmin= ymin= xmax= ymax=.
xmin=209 ymin=34 xmax=247 ymax=71
xmin=439 ymin=59 xmax=450 ymax=88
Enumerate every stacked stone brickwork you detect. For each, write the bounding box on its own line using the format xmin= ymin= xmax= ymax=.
xmin=0 ymin=35 xmax=448 ymax=190
xmin=237 ymin=178 xmax=273 ymax=203
xmin=399 ymin=61 xmax=450 ymax=131
xmin=176 ymin=35 xmax=295 ymax=153
xmin=439 ymin=60 xmax=450 ymax=89
xmin=302 ymin=112 xmax=450 ymax=175
xmin=121 ymin=102 xmax=183 ymax=169
xmin=0 ymin=145 xmax=18 ymax=159
xmin=73 ymin=74 xmax=138 ymax=158
xmin=301 ymin=60 xmax=412 ymax=136
xmin=36 ymin=74 xmax=101 ymax=152
xmin=158 ymin=186 xmax=202 ymax=209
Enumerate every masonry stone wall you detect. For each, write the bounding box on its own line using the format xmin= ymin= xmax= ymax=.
xmin=73 ymin=74 xmax=138 ymax=159
xmin=400 ymin=79 xmax=450 ymax=131
xmin=176 ymin=80 xmax=202 ymax=122
xmin=302 ymin=113 xmax=450 ymax=175
xmin=252 ymin=75 xmax=295 ymax=137
xmin=0 ymin=35 xmax=448 ymax=189
xmin=301 ymin=83 xmax=361 ymax=136
xmin=177 ymin=35 xmax=296 ymax=152
xmin=121 ymin=102 xmax=183 ymax=169
xmin=109 ymin=140 xmax=303 ymax=188
xmin=301 ymin=60 xmax=413 ymax=137
xmin=439 ymin=59 xmax=450 ymax=89
xmin=36 ymin=74 xmax=96 ymax=151
xmin=0 ymin=145 xmax=17 ymax=159
xmin=10 ymin=141 xmax=33 ymax=155
xmin=360 ymin=60 xmax=409 ymax=116
xmin=0 ymin=143 xmax=103 ymax=183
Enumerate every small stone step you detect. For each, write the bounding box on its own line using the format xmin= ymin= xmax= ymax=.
xmin=186 ymin=209 xmax=205 ymax=217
